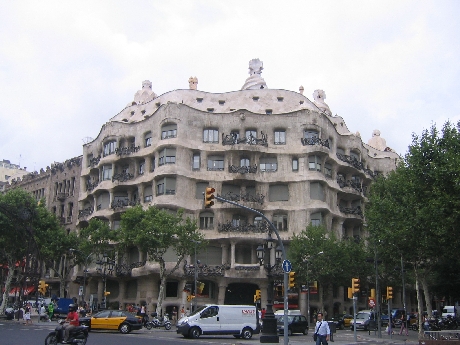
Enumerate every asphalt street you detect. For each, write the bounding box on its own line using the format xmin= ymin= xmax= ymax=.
xmin=1 ymin=317 xmax=424 ymax=345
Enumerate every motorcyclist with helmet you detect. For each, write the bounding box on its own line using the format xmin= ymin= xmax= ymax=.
xmin=62 ymin=304 xmax=79 ymax=343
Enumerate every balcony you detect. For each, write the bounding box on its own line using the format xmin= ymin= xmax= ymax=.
xmin=222 ymin=132 xmax=268 ymax=147
xmin=217 ymin=220 xmax=270 ymax=233
xmin=78 ymin=206 xmax=93 ymax=219
xmin=112 ymin=172 xmax=134 ymax=183
xmin=338 ymin=205 xmax=363 ymax=218
xmin=111 ymin=198 xmax=138 ymax=210
xmin=115 ymin=145 xmax=140 ymax=156
xmin=301 ymin=137 xmax=330 ymax=149
xmin=86 ymin=180 xmax=99 ymax=192
xmin=55 ymin=192 xmax=68 ymax=201
xmin=337 ymin=176 xmax=363 ymax=194
xmin=89 ymin=155 xmax=101 ymax=168
xmin=228 ymin=164 xmax=257 ymax=174
xmin=218 ymin=191 xmax=265 ymax=205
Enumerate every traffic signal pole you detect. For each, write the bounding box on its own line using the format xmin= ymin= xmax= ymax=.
xmin=213 ymin=195 xmax=289 ymax=345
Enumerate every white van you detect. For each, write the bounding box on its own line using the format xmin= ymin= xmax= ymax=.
xmin=442 ymin=306 xmax=456 ymax=318
xmin=176 ymin=304 xmax=260 ymax=339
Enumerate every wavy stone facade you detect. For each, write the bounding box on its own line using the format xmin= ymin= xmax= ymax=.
xmin=75 ymin=61 xmax=400 ymax=316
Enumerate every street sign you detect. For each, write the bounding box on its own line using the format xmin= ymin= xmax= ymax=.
xmin=282 ymin=260 xmax=292 ymax=273
xmin=78 ymin=286 xmax=83 ymax=296
xmin=368 ymin=298 xmax=376 ymax=308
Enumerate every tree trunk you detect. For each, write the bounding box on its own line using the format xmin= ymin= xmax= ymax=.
xmin=156 ymin=260 xmax=166 ymax=317
xmin=0 ymin=257 xmax=16 ymax=314
xmin=318 ymin=283 xmax=324 ymax=314
xmin=415 ymin=269 xmax=424 ymax=339
xmin=420 ymin=273 xmax=432 ymax=317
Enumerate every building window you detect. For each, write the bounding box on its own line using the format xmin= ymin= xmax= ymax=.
xmin=161 ymin=124 xmax=177 ymax=139
xmin=269 ymin=184 xmax=289 ymax=201
xmin=273 ymin=214 xmax=288 ymax=231
xmin=240 ymin=158 xmax=250 ymax=167
xmin=103 ymin=140 xmax=117 ymax=156
xmin=144 ymin=195 xmax=153 ymax=202
xmin=350 ymin=151 xmax=360 ymax=161
xmin=156 ymin=177 xmax=176 ymax=195
xmin=308 ymin=155 xmax=322 ymax=171
xmin=102 ymin=165 xmax=112 ymax=181
xmin=292 ymin=158 xmax=299 ymax=172
xmin=192 ymin=153 xmax=200 ymax=170
xmin=304 ymin=130 xmax=319 ymax=139
xmin=232 ymin=215 xmax=247 ymax=227
xmin=139 ymin=160 xmax=145 ymax=175
xmin=200 ymin=211 xmax=214 ymax=230
xmin=260 ymin=157 xmax=277 ymax=172
xmin=254 ymin=216 xmax=263 ymax=227
xmin=231 ymin=131 xmax=240 ymax=140
xmin=203 ymin=129 xmax=219 ymax=143
xmin=311 ymin=212 xmax=322 ymax=226
xmin=150 ymin=157 xmax=155 ymax=172
xmin=246 ymin=129 xmax=257 ymax=144
xmin=274 ymin=130 xmax=286 ymax=145
xmin=351 ymin=175 xmax=361 ymax=184
xmin=325 ymin=162 xmax=332 ymax=178
xmin=159 ymin=148 xmax=176 ymax=166
xmin=310 ymin=182 xmax=325 ymax=201
xmin=207 ymin=156 xmax=224 ymax=171
xmin=145 ymin=132 xmax=152 ymax=147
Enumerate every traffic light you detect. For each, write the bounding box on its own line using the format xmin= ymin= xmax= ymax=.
xmin=38 ymin=280 xmax=48 ymax=295
xmin=255 ymin=289 xmax=261 ymax=302
xmin=386 ymin=286 xmax=393 ymax=299
xmin=370 ymin=288 xmax=376 ymax=299
xmin=187 ymin=295 xmax=195 ymax=302
xmin=197 ymin=282 xmax=205 ymax=294
xmin=104 ymin=291 xmax=111 ymax=296
xmin=289 ymin=271 xmax=296 ymax=288
xmin=347 ymin=287 xmax=353 ymax=299
xmin=352 ymin=278 xmax=360 ymax=294
xmin=204 ymin=187 xmax=215 ymax=208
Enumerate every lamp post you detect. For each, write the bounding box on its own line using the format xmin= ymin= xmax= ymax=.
xmin=304 ymin=251 xmax=323 ymax=324
xmin=69 ymin=249 xmax=93 ymax=303
xmin=96 ymin=253 xmax=114 ymax=309
xmin=256 ymin=230 xmax=283 ymax=343
xmin=191 ymin=240 xmax=201 ymax=312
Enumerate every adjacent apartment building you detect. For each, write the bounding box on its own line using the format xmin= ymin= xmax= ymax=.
xmin=74 ymin=59 xmax=401 ymax=317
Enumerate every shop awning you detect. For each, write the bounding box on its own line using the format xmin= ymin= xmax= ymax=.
xmin=8 ymin=286 xmax=35 ymax=297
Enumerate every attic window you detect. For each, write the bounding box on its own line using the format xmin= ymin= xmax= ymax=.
xmin=230 ymin=109 xmax=235 ymax=111
xmin=196 ymin=98 xmax=203 ymax=103
xmin=252 ymin=97 xmax=259 ymax=101
xmin=265 ymin=109 xmax=273 ymax=115
xmin=277 ymin=97 xmax=284 ymax=102
xmin=156 ymin=102 xmax=161 ymax=107
xmin=207 ymin=108 xmax=214 ymax=112
xmin=299 ymin=100 xmax=304 ymax=104
xmin=141 ymin=110 xmax=146 ymax=114
xmin=219 ymin=100 xmax=225 ymax=105
xmin=122 ymin=119 xmax=128 ymax=122
xmin=130 ymin=111 xmax=135 ymax=116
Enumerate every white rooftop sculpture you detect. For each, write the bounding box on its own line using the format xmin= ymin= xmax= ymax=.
xmin=367 ymin=129 xmax=387 ymax=151
xmin=313 ymin=89 xmax=332 ymax=116
xmin=241 ymin=58 xmax=268 ymax=90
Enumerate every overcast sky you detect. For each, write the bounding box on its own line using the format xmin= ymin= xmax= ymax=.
xmin=1 ymin=1 xmax=459 ymax=172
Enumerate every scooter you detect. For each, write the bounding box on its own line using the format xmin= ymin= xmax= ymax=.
xmin=145 ymin=312 xmax=172 ymax=330
xmin=44 ymin=319 xmax=89 ymax=345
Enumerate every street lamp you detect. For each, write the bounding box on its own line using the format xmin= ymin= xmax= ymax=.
xmin=96 ymin=253 xmax=115 ymax=309
xmin=191 ymin=240 xmax=201 ymax=312
xmin=303 ymin=251 xmax=323 ymax=324
xmin=256 ymin=230 xmax=283 ymax=343
xmin=69 ymin=249 xmax=93 ymax=303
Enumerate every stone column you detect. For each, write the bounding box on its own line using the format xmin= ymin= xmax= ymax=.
xmin=299 ymin=290 xmax=307 ymax=316
xmin=97 ymin=279 xmax=104 ymax=307
xmin=118 ymin=280 xmax=126 ymax=307
xmin=218 ymin=280 xmax=227 ymax=304
xmin=230 ymin=242 xmax=236 ymax=268
xmin=259 ymin=281 xmax=269 ymax=309
xmin=221 ymin=243 xmax=229 ymax=265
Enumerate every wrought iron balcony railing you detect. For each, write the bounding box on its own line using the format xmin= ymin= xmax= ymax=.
xmin=336 ymin=176 xmax=363 ymax=194
xmin=338 ymin=205 xmax=363 ymax=217
xmin=115 ymin=145 xmax=141 ymax=156
xmin=89 ymin=155 xmax=101 ymax=168
xmin=218 ymin=220 xmax=270 ymax=233
xmin=301 ymin=137 xmax=330 ymax=148
xmin=222 ymin=132 xmax=268 ymax=147
xmin=183 ymin=260 xmax=230 ymax=277
xmin=112 ymin=172 xmax=134 ymax=182
xmin=217 ymin=192 xmax=265 ymax=205
xmin=86 ymin=180 xmax=99 ymax=191
xmin=111 ymin=198 xmax=138 ymax=210
xmin=78 ymin=206 xmax=94 ymax=219
xmin=228 ymin=164 xmax=257 ymax=174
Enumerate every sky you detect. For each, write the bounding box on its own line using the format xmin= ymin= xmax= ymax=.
xmin=1 ymin=0 xmax=460 ymax=172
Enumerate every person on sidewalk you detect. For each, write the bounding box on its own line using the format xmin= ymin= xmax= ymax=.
xmin=315 ymin=312 xmax=330 ymax=345
xmin=399 ymin=311 xmax=408 ymax=336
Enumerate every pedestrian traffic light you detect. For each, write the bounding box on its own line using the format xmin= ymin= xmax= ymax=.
xmin=254 ymin=289 xmax=261 ymax=302
xmin=289 ymin=271 xmax=296 ymax=288
xmin=197 ymin=282 xmax=205 ymax=294
xmin=386 ymin=286 xmax=393 ymax=299
xmin=352 ymin=278 xmax=360 ymax=294
xmin=370 ymin=288 xmax=376 ymax=299
xmin=204 ymin=187 xmax=215 ymax=208
xmin=38 ymin=280 xmax=48 ymax=295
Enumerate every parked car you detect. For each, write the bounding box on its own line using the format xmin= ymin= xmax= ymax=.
xmin=79 ymin=309 xmax=143 ymax=334
xmin=350 ymin=310 xmax=380 ymax=331
xmin=276 ymin=314 xmax=309 ymax=335
xmin=330 ymin=314 xmax=353 ymax=330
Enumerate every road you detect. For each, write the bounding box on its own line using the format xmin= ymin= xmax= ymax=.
xmin=0 ymin=318 xmax=423 ymax=345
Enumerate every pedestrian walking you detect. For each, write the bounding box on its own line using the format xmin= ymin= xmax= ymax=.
xmin=399 ymin=311 xmax=408 ymax=336
xmin=314 ymin=312 xmax=330 ymax=345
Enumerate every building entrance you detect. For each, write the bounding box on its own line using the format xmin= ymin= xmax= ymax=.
xmin=224 ymin=283 xmax=258 ymax=305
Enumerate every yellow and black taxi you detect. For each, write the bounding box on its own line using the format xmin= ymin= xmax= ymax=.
xmin=79 ymin=310 xmax=143 ymax=333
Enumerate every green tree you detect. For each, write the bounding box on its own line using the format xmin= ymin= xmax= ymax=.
xmin=289 ymin=225 xmax=370 ymax=313
xmin=366 ymin=121 xmax=460 ymax=322
xmin=117 ymin=205 xmax=205 ymax=315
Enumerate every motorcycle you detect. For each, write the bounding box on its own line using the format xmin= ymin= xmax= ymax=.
xmin=44 ymin=319 xmax=89 ymax=345
xmin=145 ymin=312 xmax=172 ymax=330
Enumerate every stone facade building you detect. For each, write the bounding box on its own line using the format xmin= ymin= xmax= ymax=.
xmin=74 ymin=59 xmax=401 ymax=317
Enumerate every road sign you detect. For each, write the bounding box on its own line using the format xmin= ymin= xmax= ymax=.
xmin=282 ymin=260 xmax=292 ymax=273
xmin=368 ymin=298 xmax=376 ymax=308
xmin=78 ymin=286 xmax=83 ymax=296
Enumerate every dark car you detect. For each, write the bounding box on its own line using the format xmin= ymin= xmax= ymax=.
xmin=79 ymin=310 xmax=143 ymax=334
xmin=330 ymin=314 xmax=353 ymax=330
xmin=277 ymin=314 xmax=309 ymax=336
